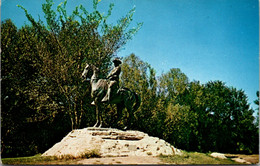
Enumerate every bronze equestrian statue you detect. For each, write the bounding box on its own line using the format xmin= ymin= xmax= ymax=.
xmin=81 ymin=59 xmax=141 ymax=129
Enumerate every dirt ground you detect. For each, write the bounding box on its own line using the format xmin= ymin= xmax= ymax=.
xmin=76 ymin=154 xmax=259 ymax=165
xmin=225 ymin=154 xmax=259 ymax=164
xmin=77 ymin=156 xmax=166 ymax=165
xmin=242 ymin=154 xmax=259 ymax=164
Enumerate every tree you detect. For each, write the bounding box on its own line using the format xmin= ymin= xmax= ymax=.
xmin=203 ymin=81 xmax=258 ymax=153
xmin=2 ymin=0 xmax=142 ymax=157
xmin=120 ymin=54 xmax=158 ymax=132
xmin=163 ymin=103 xmax=191 ymax=149
xmin=254 ymin=91 xmax=259 ymax=127
xmin=183 ymin=81 xmax=207 ymax=151
xmin=229 ymin=88 xmax=258 ymax=153
xmin=159 ymin=68 xmax=189 ymax=105
xmin=1 ymin=20 xmax=49 ymax=157
xmin=157 ymin=68 xmax=192 ymax=149
xmin=16 ymin=0 xmax=142 ymax=129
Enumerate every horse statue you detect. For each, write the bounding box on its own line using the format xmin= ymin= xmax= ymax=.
xmin=81 ymin=63 xmax=141 ymax=129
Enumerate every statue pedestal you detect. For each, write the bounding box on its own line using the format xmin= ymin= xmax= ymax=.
xmin=42 ymin=127 xmax=182 ymax=158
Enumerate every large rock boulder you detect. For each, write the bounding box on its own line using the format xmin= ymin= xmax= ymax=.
xmin=210 ymin=152 xmax=227 ymax=159
xmin=42 ymin=127 xmax=182 ymax=158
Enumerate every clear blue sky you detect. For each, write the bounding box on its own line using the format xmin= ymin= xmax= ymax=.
xmin=2 ymin=0 xmax=259 ymax=114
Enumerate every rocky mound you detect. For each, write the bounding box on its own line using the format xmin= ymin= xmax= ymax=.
xmin=42 ymin=127 xmax=182 ymax=158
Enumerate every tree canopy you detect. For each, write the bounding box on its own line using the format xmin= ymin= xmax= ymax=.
xmin=1 ymin=0 xmax=258 ymax=158
xmin=120 ymin=54 xmax=258 ymax=154
xmin=2 ymin=0 xmax=142 ymax=157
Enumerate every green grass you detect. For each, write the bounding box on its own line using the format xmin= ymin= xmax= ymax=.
xmin=2 ymin=151 xmax=244 ymax=165
xmin=1 ymin=154 xmax=85 ymax=165
xmin=159 ymin=151 xmax=240 ymax=165
xmin=2 ymin=149 xmax=100 ymax=165
xmin=2 ymin=154 xmax=63 ymax=165
xmin=2 ymin=150 xmax=101 ymax=165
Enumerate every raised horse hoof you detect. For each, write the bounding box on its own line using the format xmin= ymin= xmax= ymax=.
xmin=91 ymin=101 xmax=95 ymax=105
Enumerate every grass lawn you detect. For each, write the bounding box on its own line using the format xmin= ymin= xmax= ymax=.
xmin=1 ymin=154 xmax=83 ymax=165
xmin=159 ymin=151 xmax=240 ymax=165
xmin=2 ymin=152 xmax=248 ymax=165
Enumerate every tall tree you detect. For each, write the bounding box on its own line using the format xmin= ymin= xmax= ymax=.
xmin=1 ymin=20 xmax=48 ymax=157
xmin=157 ymin=68 xmax=191 ymax=150
xmin=17 ymin=0 xmax=142 ymax=129
xmin=120 ymin=54 xmax=157 ymax=132
xmin=183 ymin=81 xmax=207 ymax=151
xmin=203 ymin=81 xmax=258 ymax=153
xmin=2 ymin=0 xmax=142 ymax=157
xmin=159 ymin=68 xmax=189 ymax=105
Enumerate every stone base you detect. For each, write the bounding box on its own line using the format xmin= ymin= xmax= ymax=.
xmin=42 ymin=127 xmax=182 ymax=158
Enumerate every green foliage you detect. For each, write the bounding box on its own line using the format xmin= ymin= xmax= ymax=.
xmin=2 ymin=0 xmax=141 ymax=157
xmin=121 ymin=54 xmax=158 ymax=131
xmin=159 ymin=151 xmax=237 ymax=165
xmin=254 ymin=91 xmax=259 ymax=127
xmin=163 ymin=103 xmax=191 ymax=149
xmin=159 ymin=68 xmax=189 ymax=103
xmin=120 ymin=54 xmax=258 ymax=154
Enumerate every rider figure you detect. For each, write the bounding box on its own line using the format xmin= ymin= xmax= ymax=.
xmin=101 ymin=58 xmax=122 ymax=103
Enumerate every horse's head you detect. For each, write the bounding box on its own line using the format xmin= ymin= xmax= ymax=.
xmin=81 ymin=63 xmax=93 ymax=80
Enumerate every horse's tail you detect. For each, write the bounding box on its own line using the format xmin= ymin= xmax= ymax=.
xmin=133 ymin=92 xmax=141 ymax=111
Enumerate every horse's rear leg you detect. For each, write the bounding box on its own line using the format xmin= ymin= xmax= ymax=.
xmin=126 ymin=105 xmax=134 ymax=129
xmin=98 ymin=112 xmax=103 ymax=128
xmin=98 ymin=104 xmax=103 ymax=128
xmin=93 ymin=104 xmax=99 ymax=127
xmin=118 ymin=104 xmax=124 ymax=120
xmin=116 ymin=104 xmax=123 ymax=124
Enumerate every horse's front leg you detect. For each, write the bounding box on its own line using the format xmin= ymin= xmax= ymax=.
xmin=93 ymin=121 xmax=99 ymax=127
xmin=93 ymin=101 xmax=99 ymax=127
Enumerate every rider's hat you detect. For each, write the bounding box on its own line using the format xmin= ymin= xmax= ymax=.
xmin=113 ymin=58 xmax=122 ymax=65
